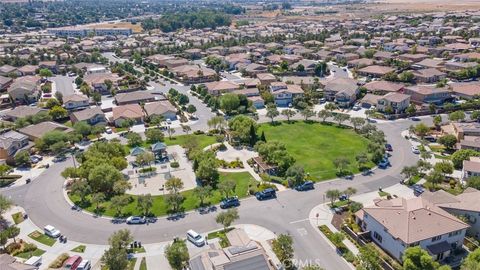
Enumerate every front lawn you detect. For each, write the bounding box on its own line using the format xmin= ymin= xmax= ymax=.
xmin=15 ymin=248 xmax=45 ymax=259
xmin=207 ymin=228 xmax=234 ymax=248
xmin=12 ymin=212 xmax=24 ymax=224
xmin=69 ymin=172 xmax=256 ymax=217
xmin=258 ymin=121 xmax=372 ymax=181
xmin=28 ymin=231 xmax=56 ymax=247
xmin=71 ymin=245 xmax=86 ymax=253
xmin=164 ymin=134 xmax=217 ymax=150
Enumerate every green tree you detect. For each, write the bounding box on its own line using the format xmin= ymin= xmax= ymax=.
xmin=110 ymin=195 xmax=130 ymax=216
xmin=266 ymin=106 xmax=280 ymax=124
xmin=272 ymin=234 xmax=294 ymax=268
xmin=406 ymin=104 xmax=416 ymax=116
xmin=402 ymin=246 xmax=440 ymax=270
xmin=218 ymin=179 xmax=236 ymax=198
xmin=357 ymin=244 xmax=382 ymax=270
xmin=471 ymin=111 xmax=480 ymax=122
xmin=433 ymin=115 xmax=442 ymax=129
xmin=49 ymin=105 xmax=68 ymax=120
xmin=330 ymin=232 xmax=345 ymax=247
xmin=461 ymin=247 xmax=480 ymax=270
xmin=215 ymin=208 xmax=239 ymax=232
xmin=91 ymin=192 xmax=106 ymax=212
xmin=137 ymin=194 xmax=153 ymax=216
xmin=344 ymin=187 xmax=357 ymax=201
xmin=300 ymin=107 xmax=315 ymax=121
xmin=449 ymin=110 xmax=466 ymax=122
xmin=165 ymin=240 xmax=189 ymax=270
xmin=14 ymin=150 xmax=30 ymax=167
xmin=101 ymin=230 xmax=133 ymax=270
xmin=350 ymin=117 xmax=366 ymax=131
xmin=0 ymin=195 xmax=12 ymax=215
xmin=219 ymin=93 xmax=240 ymax=114
xmin=70 ymin=180 xmax=92 ymax=204
xmin=127 ymin=133 xmax=143 ymax=147
xmin=281 ymin=109 xmax=297 ymax=123
xmin=39 ymin=68 xmax=53 ymax=79
xmin=165 ymin=177 xmax=184 ymax=194
xmin=451 ymin=149 xmax=480 ymax=169
xmin=333 ymin=113 xmax=350 ymax=126
xmin=333 ymin=157 xmax=350 ymax=174
xmin=285 ymin=164 xmax=305 ymax=187
xmin=414 ymin=123 xmax=429 ymax=139
xmin=326 ymin=189 xmax=341 ymax=205
xmin=165 ymin=193 xmax=184 ymax=213
xmin=228 ymin=115 xmax=256 ymax=143
xmin=73 ymin=121 xmax=92 ymax=138
xmin=438 ymin=134 xmax=457 ymax=150
xmin=0 ymin=164 xmax=11 ymax=177
xmin=318 ymin=109 xmax=332 ymax=122
xmin=5 ymin=226 xmax=20 ymax=243
xmin=194 ymin=185 xmax=212 ymax=207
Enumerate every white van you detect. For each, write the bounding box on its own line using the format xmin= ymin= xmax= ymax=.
xmin=77 ymin=259 xmax=91 ymax=270
xmin=186 ymin=230 xmax=205 ymax=247
xmin=44 ymin=225 xmax=60 ymax=238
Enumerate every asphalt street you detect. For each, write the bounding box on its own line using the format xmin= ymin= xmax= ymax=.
xmin=0 ymin=116 xmax=430 ymax=270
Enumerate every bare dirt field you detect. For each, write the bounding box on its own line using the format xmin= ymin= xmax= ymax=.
xmin=87 ymin=22 xmax=143 ymax=33
xmin=374 ymin=0 xmax=480 ymax=12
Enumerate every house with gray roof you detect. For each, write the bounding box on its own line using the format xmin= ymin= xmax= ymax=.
xmin=70 ymin=107 xmax=106 ymax=125
xmin=0 ymin=130 xmax=29 ymax=160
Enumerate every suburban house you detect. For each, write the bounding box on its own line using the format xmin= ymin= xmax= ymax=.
xmin=0 ymin=75 xmax=12 ymax=91
xmin=461 ymin=157 xmax=480 ymax=180
xmin=171 ymin=65 xmax=217 ymax=84
xmin=256 ymin=73 xmax=277 ymax=86
xmin=323 ymin=78 xmax=359 ymax=107
xmin=7 ymin=76 xmax=40 ymax=104
xmin=357 ymin=65 xmax=395 ymax=78
xmin=403 ymin=85 xmax=451 ymax=105
xmin=248 ymin=96 xmax=265 ymax=109
xmin=189 ymin=228 xmax=275 ymax=270
xmin=143 ymin=101 xmax=178 ymax=121
xmin=83 ymin=73 xmax=121 ymax=94
xmin=450 ymin=82 xmax=480 ymax=99
xmin=0 ymin=254 xmax=37 ymax=270
xmin=269 ymin=83 xmax=304 ymax=107
xmin=422 ymin=188 xmax=480 ymax=238
xmin=18 ymin=121 xmax=73 ymax=141
xmin=63 ymin=94 xmax=90 ymax=110
xmin=441 ymin=122 xmax=480 ymax=140
xmin=364 ymin=80 xmax=405 ymax=95
xmin=458 ymin=136 xmax=480 ymax=152
xmin=412 ymin=68 xmax=446 ymax=83
xmin=355 ymin=197 xmax=469 ymax=262
xmin=3 ymin=106 xmax=46 ymax=121
xmin=70 ymin=107 xmax=106 ymax=125
xmin=0 ymin=65 xmax=19 ymax=77
xmin=0 ymin=131 xmax=29 ymax=160
xmin=376 ymin=92 xmax=411 ymax=114
xmin=204 ymin=81 xmax=240 ymax=96
xmin=115 ymin=92 xmax=156 ymax=106
xmin=112 ymin=104 xmax=144 ymax=127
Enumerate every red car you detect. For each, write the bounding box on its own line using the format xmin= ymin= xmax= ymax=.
xmin=64 ymin=255 xmax=82 ymax=270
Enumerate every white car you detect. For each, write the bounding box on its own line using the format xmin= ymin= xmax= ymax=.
xmin=77 ymin=260 xmax=91 ymax=270
xmin=187 ymin=230 xmax=205 ymax=247
xmin=411 ymin=146 xmax=420 ymax=154
xmin=44 ymin=225 xmax=61 ymax=238
xmin=126 ymin=216 xmax=146 ymax=224
xmin=105 ymin=127 xmax=112 ymax=134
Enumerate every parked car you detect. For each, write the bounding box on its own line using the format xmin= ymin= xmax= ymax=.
xmin=378 ymin=158 xmax=391 ymax=169
xmin=410 ymin=117 xmax=421 ymax=121
xmin=344 ymin=174 xmax=354 ymax=180
xmin=411 ymin=146 xmax=420 ymax=154
xmin=412 ymin=185 xmax=425 ymax=196
xmin=319 ymin=98 xmax=326 ymax=104
xmin=76 ymin=260 xmax=91 ymax=270
xmin=44 ymin=225 xmax=60 ymax=238
xmin=295 ymin=181 xmax=314 ymax=191
xmin=385 ymin=144 xmax=393 ymax=152
xmin=126 ymin=216 xmax=146 ymax=224
xmin=361 ymin=169 xmax=372 ymax=176
xmin=24 ymin=256 xmax=42 ymax=267
xmin=255 ymin=188 xmax=276 ymax=200
xmin=220 ymin=196 xmax=240 ymax=209
xmin=186 ymin=230 xmax=205 ymax=247
xmin=53 ymin=155 xmax=67 ymax=163
xmin=424 ymin=136 xmax=436 ymax=142
xmin=338 ymin=194 xmax=348 ymax=201
xmin=63 ymin=255 xmax=82 ymax=270
xmin=352 ymin=105 xmax=361 ymax=111
xmin=105 ymin=127 xmax=112 ymax=134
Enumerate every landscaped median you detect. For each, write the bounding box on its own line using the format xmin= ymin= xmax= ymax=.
xmin=28 ymin=230 xmax=56 ymax=246
xmin=68 ymin=171 xmax=257 ymax=217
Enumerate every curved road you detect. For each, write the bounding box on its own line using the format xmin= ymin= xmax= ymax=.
xmin=0 ymin=117 xmax=431 ymax=270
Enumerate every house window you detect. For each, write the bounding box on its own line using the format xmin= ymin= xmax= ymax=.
xmin=432 ymin=235 xmax=442 ymax=242
xmin=409 ymin=241 xmax=419 ymax=247
xmin=449 ymin=230 xmax=461 ymax=237
xmin=373 ymin=231 xmax=383 ymax=243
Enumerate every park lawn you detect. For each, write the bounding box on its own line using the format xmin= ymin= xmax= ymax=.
xmin=28 ymin=231 xmax=56 ymax=246
xmin=69 ymin=172 xmax=256 ymax=217
xmin=164 ymin=134 xmax=217 ymax=150
xmin=140 ymin=258 xmax=147 ymax=270
xmin=15 ymin=248 xmax=45 ymax=259
xmin=258 ymin=121 xmax=371 ymax=181
xmin=71 ymin=245 xmax=86 ymax=253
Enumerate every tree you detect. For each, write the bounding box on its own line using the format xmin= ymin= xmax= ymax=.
xmin=166 ymin=126 xmax=176 ymax=139
xmin=70 ymin=180 xmax=92 ymax=204
xmin=39 ymin=68 xmax=53 ymax=79
xmin=414 ymin=123 xmax=429 ymax=139
xmin=285 ymin=164 xmax=305 ymax=187
xmin=449 ymin=110 xmax=466 ymax=122
xmin=266 ymin=106 xmax=280 ymax=124
xmin=102 ymin=230 xmax=133 ymax=270
xmin=433 ymin=115 xmax=442 ymax=129
xmin=207 ymin=116 xmax=227 ymax=132
xmin=165 ymin=193 xmax=184 ymax=213
xmin=434 ymin=161 xmax=454 ymax=177
xmin=0 ymin=195 xmax=11 ymax=215
xmin=187 ymin=104 xmax=197 ymax=114
xmin=181 ymin=124 xmax=191 ymax=135
xmin=218 ymin=179 xmax=236 ymax=198
xmin=73 ymin=121 xmax=92 ymax=138
xmin=45 ymin=98 xmax=60 ymax=109
xmin=333 ymin=113 xmax=350 ymax=126
xmin=110 ymin=195 xmax=130 ymax=216
xmin=461 ymin=247 xmax=480 ymax=270
xmin=215 ymin=208 xmax=239 ymax=232
xmin=350 ymin=117 xmax=365 ymax=131
xmin=325 ymin=103 xmax=337 ymax=111
xmin=145 ymin=128 xmax=164 ymax=144
xmin=356 ymin=152 xmax=369 ymax=170
xmin=344 ymin=187 xmax=357 ymax=201
xmin=91 ymin=192 xmax=106 ymax=212
xmin=282 ymin=109 xmax=296 ymax=123
xmin=195 ymin=152 xmax=220 ymax=186
xmin=402 ymin=246 xmax=440 ymax=270
xmin=219 ymin=93 xmax=240 ymax=114
xmin=228 ymin=115 xmax=256 ymax=143
xmin=137 ymin=194 xmax=153 ymax=216
xmin=300 ymin=107 xmax=315 ymax=121
xmin=330 ymin=232 xmax=345 ymax=247
xmin=5 ymin=226 xmax=20 ymax=243
xmin=165 ymin=240 xmax=189 ymax=270
xmin=406 ymin=104 xmax=416 ymax=116
xmin=149 ymin=115 xmax=164 ymax=128
xmin=318 ymin=109 xmax=332 ymax=123
xmin=126 ymin=133 xmax=143 ymax=147
xmin=165 ymin=177 xmax=184 ymax=194
xmin=471 ymin=111 xmax=480 ymax=122
xmin=0 ymin=164 xmax=11 ymax=177
xmin=333 ymin=157 xmax=350 ymax=174
xmin=438 ymin=134 xmax=457 ymax=150
xmin=451 ymin=149 xmax=480 ymax=169
xmin=326 ymin=189 xmax=341 ymax=205
xmin=401 ymin=166 xmax=419 ymax=182
xmin=49 ymin=105 xmax=68 ymax=120
xmin=425 ymin=169 xmax=443 ymax=189
xmin=357 ymin=244 xmax=382 ymax=270
xmin=194 ymin=185 xmax=212 ymax=207
xmin=272 ymin=234 xmax=294 ymax=267
xmin=14 ymin=150 xmax=30 ymax=167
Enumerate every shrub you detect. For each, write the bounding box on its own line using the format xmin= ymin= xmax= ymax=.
xmin=170 ymin=161 xmax=179 ymax=168
xmin=23 ymin=242 xmax=37 ymax=252
xmin=138 ymin=167 xmax=156 ymax=173
xmin=6 ymin=242 xmax=21 ymax=254
xmin=193 ymin=130 xmax=205 ymax=135
xmin=49 ymin=253 xmax=70 ymax=268
xmin=218 ymin=143 xmax=227 ymax=151
xmin=343 ymin=250 xmax=356 ymax=263
xmin=215 ymin=135 xmax=224 ymax=143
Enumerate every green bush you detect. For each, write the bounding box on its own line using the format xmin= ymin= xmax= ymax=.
xmin=170 ymin=161 xmax=179 ymax=168
xmin=6 ymin=242 xmax=21 ymax=254
xmin=49 ymin=253 xmax=70 ymax=269
xmin=218 ymin=143 xmax=227 ymax=151
xmin=23 ymin=243 xmax=37 ymax=252
xmin=343 ymin=250 xmax=356 ymax=262
xmin=139 ymin=167 xmax=156 ymax=173
xmin=193 ymin=130 xmax=205 ymax=135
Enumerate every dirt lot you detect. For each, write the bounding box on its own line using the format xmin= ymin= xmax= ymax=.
xmin=87 ymin=22 xmax=143 ymax=33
